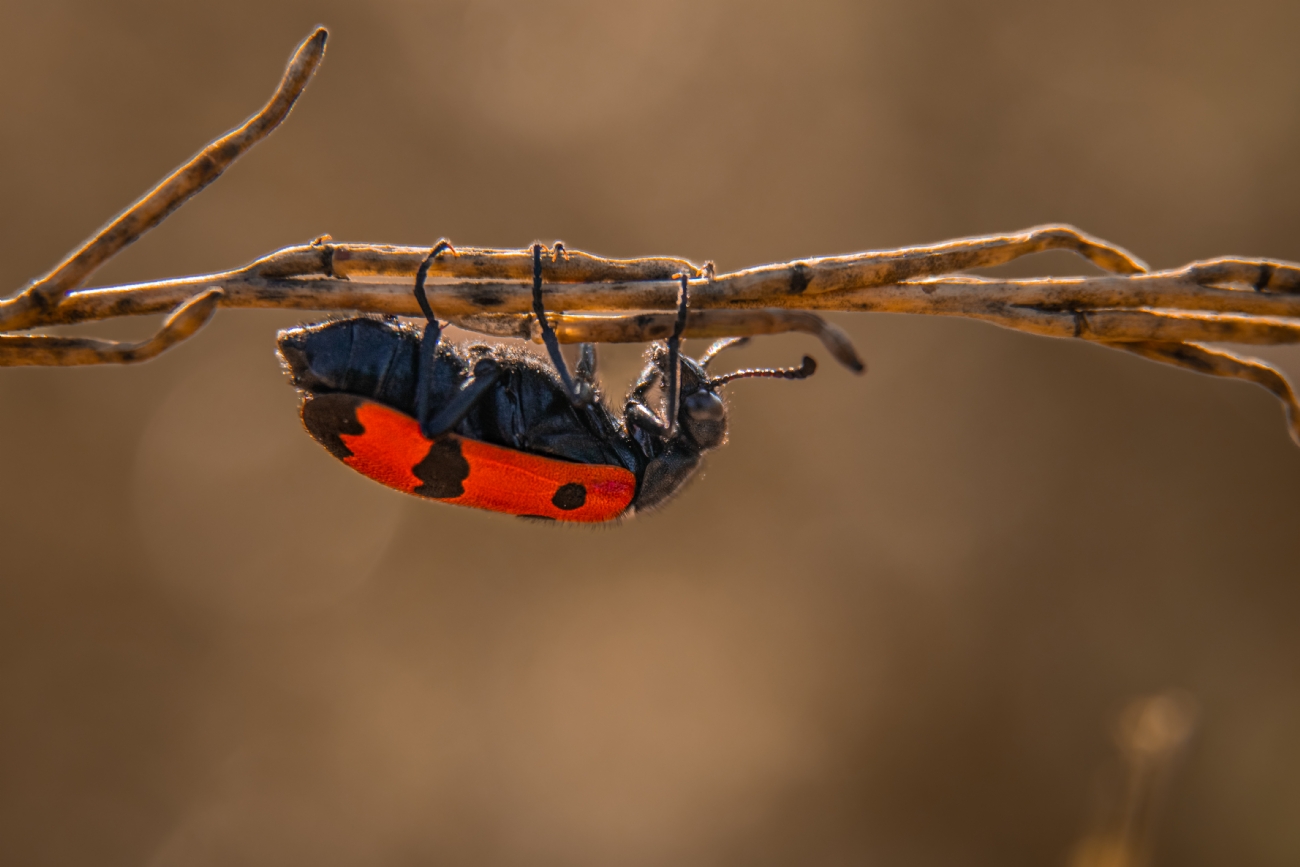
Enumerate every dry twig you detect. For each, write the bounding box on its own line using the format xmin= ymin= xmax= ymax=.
xmin=5 ymin=27 xmax=1300 ymax=445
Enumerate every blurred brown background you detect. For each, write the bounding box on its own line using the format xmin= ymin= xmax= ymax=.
xmin=2 ymin=1 xmax=1299 ymax=865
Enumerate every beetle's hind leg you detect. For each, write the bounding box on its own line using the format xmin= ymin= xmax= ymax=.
xmin=414 ymin=239 xmax=455 ymax=324
xmin=412 ymin=240 xmax=457 ymax=386
xmin=412 ymin=240 xmax=503 ymax=438
xmin=419 ymin=356 xmax=504 ymax=438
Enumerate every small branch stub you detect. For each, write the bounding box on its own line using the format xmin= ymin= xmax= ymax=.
xmin=4 ymin=27 xmax=1300 ymax=447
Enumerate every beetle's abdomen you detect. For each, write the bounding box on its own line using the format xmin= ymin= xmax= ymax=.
xmin=278 ymin=317 xmax=421 ymax=413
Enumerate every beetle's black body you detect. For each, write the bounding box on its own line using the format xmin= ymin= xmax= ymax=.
xmin=277 ymin=243 xmax=819 ymax=519
xmin=281 ymin=315 xmax=737 ymax=512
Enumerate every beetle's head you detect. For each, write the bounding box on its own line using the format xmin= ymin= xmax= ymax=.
xmin=674 ymin=355 xmax=728 ymax=451
xmin=638 ymin=339 xmax=819 ymax=454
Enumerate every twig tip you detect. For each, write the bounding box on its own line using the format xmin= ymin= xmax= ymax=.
xmin=291 ymin=27 xmax=329 ymax=72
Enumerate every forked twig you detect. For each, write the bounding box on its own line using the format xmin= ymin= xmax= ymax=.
xmin=0 ymin=28 xmax=327 ymax=334
xmin=5 ymin=28 xmax=1300 ymax=446
xmin=0 ymin=290 xmax=223 ymax=366
xmin=1108 ymin=341 xmax=1300 ymax=442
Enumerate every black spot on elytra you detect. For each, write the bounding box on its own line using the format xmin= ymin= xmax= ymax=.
xmin=788 ymin=263 xmax=812 ymax=295
xmin=413 ymin=438 xmax=470 ymax=498
xmin=551 ymin=483 xmax=587 ymax=510
xmin=1254 ymin=263 xmax=1275 ymax=292
xmin=301 ymin=393 xmax=365 ymax=459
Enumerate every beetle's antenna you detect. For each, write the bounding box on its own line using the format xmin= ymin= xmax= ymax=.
xmin=414 ymin=239 xmax=455 ymax=323
xmin=698 ymin=336 xmax=750 ymax=369
xmin=710 ymin=355 xmax=817 ymax=387
xmin=664 ymin=272 xmax=690 ymax=432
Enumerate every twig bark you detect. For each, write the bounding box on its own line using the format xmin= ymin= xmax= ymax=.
xmin=5 ymin=27 xmax=1300 ymax=446
xmin=0 ymin=290 xmax=222 ymax=366
xmin=0 ymin=28 xmax=327 ymax=334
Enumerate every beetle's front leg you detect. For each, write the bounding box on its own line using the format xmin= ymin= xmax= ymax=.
xmin=575 ymin=342 xmax=598 ymax=390
xmin=623 ymin=355 xmax=671 ymax=438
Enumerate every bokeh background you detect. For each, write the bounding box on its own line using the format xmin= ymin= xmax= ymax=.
xmin=2 ymin=1 xmax=1299 ymax=865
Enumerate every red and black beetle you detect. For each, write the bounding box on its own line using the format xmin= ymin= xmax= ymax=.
xmin=276 ymin=243 xmax=826 ymax=522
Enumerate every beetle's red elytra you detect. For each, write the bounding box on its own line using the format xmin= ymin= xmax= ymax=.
xmin=328 ymin=396 xmax=636 ymax=521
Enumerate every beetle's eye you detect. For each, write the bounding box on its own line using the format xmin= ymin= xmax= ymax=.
xmin=683 ymin=390 xmax=724 ymax=421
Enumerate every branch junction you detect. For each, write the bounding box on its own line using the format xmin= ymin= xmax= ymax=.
xmin=5 ymin=27 xmax=1299 ymax=445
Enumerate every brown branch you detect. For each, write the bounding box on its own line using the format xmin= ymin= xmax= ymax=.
xmin=3 ymin=27 xmax=1300 ymax=446
xmin=28 ymin=244 xmax=1300 ymax=327
xmin=1106 ymin=341 xmax=1300 ymax=446
xmin=0 ymin=289 xmax=222 ymax=366
xmin=0 ymin=27 xmax=327 ymax=332
xmin=449 ymin=309 xmax=866 ymax=372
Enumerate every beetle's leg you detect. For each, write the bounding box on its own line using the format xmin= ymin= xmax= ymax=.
xmin=575 ymin=342 xmax=598 ymax=390
xmin=532 ymin=243 xmax=594 ymax=405
xmin=622 ymin=350 xmax=670 ymax=439
xmin=415 ymin=240 xmax=495 ymax=438
xmin=628 ymin=347 xmax=663 ymax=403
xmin=626 ymin=401 xmax=670 ymax=438
xmin=662 ymin=273 xmax=691 ymax=433
xmin=624 ymin=314 xmax=695 ymax=442
xmin=414 ymin=239 xmax=455 ymax=323
xmin=420 ymin=357 xmax=504 ymax=439
xmin=413 ymin=239 xmax=457 ymax=413
xmin=622 ymin=274 xmax=702 ymax=447
xmin=698 ymin=336 xmax=750 ymax=370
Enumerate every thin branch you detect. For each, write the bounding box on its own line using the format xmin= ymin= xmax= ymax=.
xmin=0 ymin=27 xmax=327 ymax=332
xmin=450 ymin=309 xmax=866 ymax=372
xmin=4 ymin=27 xmax=1300 ymax=447
xmin=26 ymin=244 xmax=1300 ymax=326
xmin=0 ymin=289 xmax=222 ymax=366
xmin=1107 ymin=341 xmax=1300 ymax=446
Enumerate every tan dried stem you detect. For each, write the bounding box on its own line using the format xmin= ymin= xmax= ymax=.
xmin=0 ymin=27 xmax=327 ymax=332
xmin=0 ymin=290 xmax=223 ymax=366
xmin=4 ymin=28 xmax=1300 ymax=446
xmin=449 ymin=310 xmax=866 ymax=373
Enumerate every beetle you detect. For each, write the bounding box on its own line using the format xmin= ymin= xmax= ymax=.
xmin=276 ymin=242 xmax=828 ymax=522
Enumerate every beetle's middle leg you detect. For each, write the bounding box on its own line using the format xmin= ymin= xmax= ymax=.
xmin=532 ymin=243 xmax=597 ymax=406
